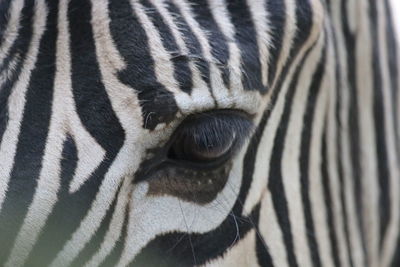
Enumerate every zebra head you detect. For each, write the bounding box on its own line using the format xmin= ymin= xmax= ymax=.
xmin=0 ymin=0 xmax=399 ymax=266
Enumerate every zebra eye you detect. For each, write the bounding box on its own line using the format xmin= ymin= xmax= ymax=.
xmin=168 ymin=110 xmax=253 ymax=166
xmin=170 ymin=130 xmax=236 ymax=163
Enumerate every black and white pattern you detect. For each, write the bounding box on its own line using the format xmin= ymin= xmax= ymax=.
xmin=0 ymin=0 xmax=399 ymax=266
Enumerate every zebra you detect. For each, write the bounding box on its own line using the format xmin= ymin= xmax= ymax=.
xmin=0 ymin=0 xmax=399 ymax=266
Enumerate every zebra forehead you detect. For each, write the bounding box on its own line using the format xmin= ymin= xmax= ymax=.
xmin=86 ymin=0 xmax=273 ymax=129
xmin=87 ymin=0 xmax=322 ymax=118
xmin=0 ymin=0 xmax=321 ymax=131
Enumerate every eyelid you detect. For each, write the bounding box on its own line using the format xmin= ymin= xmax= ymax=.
xmin=176 ymin=110 xmax=253 ymax=145
xmin=167 ymin=110 xmax=254 ymax=167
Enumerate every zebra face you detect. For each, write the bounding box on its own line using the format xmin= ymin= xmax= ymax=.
xmin=0 ymin=0 xmax=358 ymax=266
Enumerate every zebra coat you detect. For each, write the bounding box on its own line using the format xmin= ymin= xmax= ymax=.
xmin=0 ymin=0 xmax=399 ymax=266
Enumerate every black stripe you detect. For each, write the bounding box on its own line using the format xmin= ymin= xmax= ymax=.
xmin=131 ymin=204 xmax=261 ymax=266
xmin=383 ymin=0 xmax=400 ymax=185
xmin=265 ymin=0 xmax=286 ymax=86
xmin=214 ymin=10 xmax=318 ymax=266
xmin=254 ymin=204 xmax=275 ymax=267
xmin=165 ymin=1 xmax=215 ymax=102
xmin=321 ymin=126 xmax=344 ymax=267
xmin=140 ymin=0 xmax=193 ymax=95
xmin=0 ymin=0 xmax=33 ymax=144
xmin=270 ymin=0 xmax=314 ymax=90
xmin=109 ymin=0 xmax=178 ymax=130
xmin=26 ymin=0 xmax=125 ymax=264
xmin=324 ymin=0 xmax=331 ymax=13
xmin=130 ymin=233 xmax=189 ymax=266
xmin=189 ymin=0 xmax=230 ymax=90
xmin=0 ymin=43 xmax=21 ymax=76
xmin=264 ymin=2 xmax=315 ymax=265
xmin=267 ymin=49 xmax=312 ymax=267
xmin=27 ymin=140 xmax=121 ymax=262
xmin=368 ymin=0 xmax=391 ymax=248
xmin=0 ymin=0 xmax=57 ymax=263
xmin=237 ymin=0 xmax=314 ymax=218
xmin=292 ymin=0 xmax=313 ymax=57
xmin=0 ymin=0 xmax=32 ymax=72
xmin=70 ymin=1 xmax=125 ymax=155
xmin=336 ymin=77 xmax=357 ymax=264
xmin=299 ymin=44 xmax=326 ymax=267
xmin=256 ymin=234 xmax=275 ymax=267
xmin=385 ymin=1 xmax=400 ymax=264
xmin=334 ymin=42 xmax=356 ymax=267
xmin=384 ymin=1 xmax=400 ymax=169
xmin=329 ymin=15 xmax=355 ymax=266
xmin=70 ymin=185 xmax=122 ymax=266
xmin=391 ymin=237 xmax=400 ymax=267
xmin=101 ymin=205 xmax=130 ymax=267
xmin=341 ymin=0 xmax=368 ymax=260
xmin=321 ymin=126 xmax=342 ymax=267
xmin=383 ymin=2 xmax=400 ymax=264
xmin=383 ymin=0 xmax=400 ymax=150
xmin=236 ymin=91 xmax=274 ymax=218
xmin=226 ymin=0 xmax=265 ymax=92
xmin=24 ymin=135 xmax=77 ymax=265
xmin=0 ymin=99 xmax=8 ymax=145
xmin=0 ymin=0 xmax=12 ymax=47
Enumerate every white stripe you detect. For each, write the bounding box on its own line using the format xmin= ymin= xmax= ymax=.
xmin=345 ymin=1 xmax=357 ymax=34
xmin=0 ymin=53 xmax=19 ymax=89
xmin=271 ymin=0 xmax=296 ymax=89
xmin=207 ymin=0 xmax=260 ymax=112
xmin=116 ymin=142 xmax=250 ymax=266
xmin=207 ymin=0 xmax=243 ymax=92
xmin=307 ymin=56 xmax=334 ymax=267
xmin=68 ymin=124 xmax=106 ymax=193
xmin=325 ymin=34 xmax=351 ymax=267
xmin=150 ymin=0 xmax=259 ymax=115
xmin=376 ymin=1 xmax=400 ymax=266
xmin=393 ymin=0 xmax=400 ymax=150
xmin=130 ymin=0 xmax=178 ymax=93
xmin=130 ymin=0 xmax=195 ymax=112
xmin=242 ymin=0 xmax=324 ymax=217
xmin=203 ymin=229 xmax=258 ymax=267
xmin=355 ymin=1 xmax=380 ymax=265
xmin=171 ymin=0 xmax=228 ymax=106
xmin=49 ymin=0 xmax=144 ymax=264
xmin=0 ymin=0 xmax=47 ymax=210
xmin=149 ymin=0 xmax=215 ymax=113
xmin=5 ymin=0 xmax=106 ymax=264
xmin=246 ymin=0 xmax=271 ymax=87
xmin=329 ymin=1 xmax=365 ymax=266
xmin=0 ymin=0 xmax=24 ymax=65
xmin=4 ymin=0 xmax=67 ymax=264
xmin=389 ymin=0 xmax=400 ymax=40
xmin=396 ymin=2 xmax=400 ymax=148
xmin=259 ymin=193 xmax=290 ymax=267
xmin=84 ymin=177 xmax=131 ymax=267
xmin=398 ymin=41 xmax=400 ymax=147
xmin=281 ymin=34 xmax=325 ymax=267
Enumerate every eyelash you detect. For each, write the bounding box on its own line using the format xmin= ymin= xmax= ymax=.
xmin=167 ymin=110 xmax=254 ymax=168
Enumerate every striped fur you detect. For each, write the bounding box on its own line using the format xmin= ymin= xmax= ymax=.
xmin=0 ymin=0 xmax=399 ymax=266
